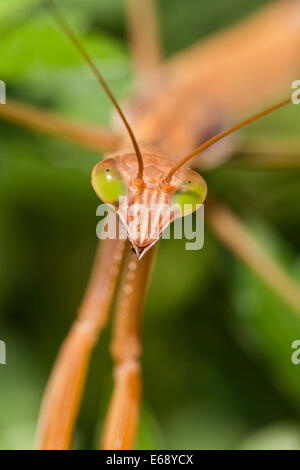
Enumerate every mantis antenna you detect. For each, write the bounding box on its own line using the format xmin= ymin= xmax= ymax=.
xmin=44 ymin=0 xmax=144 ymax=181
xmin=164 ymin=98 xmax=292 ymax=183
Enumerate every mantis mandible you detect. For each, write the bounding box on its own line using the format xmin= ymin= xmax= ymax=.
xmin=0 ymin=0 xmax=300 ymax=450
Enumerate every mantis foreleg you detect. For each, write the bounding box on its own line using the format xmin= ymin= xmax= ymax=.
xmin=36 ymin=236 xmax=126 ymax=450
xmin=101 ymin=242 xmax=157 ymax=450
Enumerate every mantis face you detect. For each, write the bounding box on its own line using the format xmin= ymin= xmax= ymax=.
xmin=92 ymin=152 xmax=207 ymax=259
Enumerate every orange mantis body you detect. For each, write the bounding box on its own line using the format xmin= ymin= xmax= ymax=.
xmin=1 ymin=0 xmax=300 ymax=450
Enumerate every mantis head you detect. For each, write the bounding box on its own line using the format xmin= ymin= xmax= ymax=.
xmin=91 ymin=152 xmax=207 ymax=259
xmin=47 ymin=0 xmax=293 ymax=259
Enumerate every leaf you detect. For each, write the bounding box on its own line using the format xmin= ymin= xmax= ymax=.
xmin=165 ymin=404 xmax=247 ymax=450
xmin=238 ymin=423 xmax=300 ymax=450
xmin=0 ymin=8 xmax=132 ymax=124
xmin=136 ymin=405 xmax=165 ymax=450
xmin=232 ymin=218 xmax=300 ymax=411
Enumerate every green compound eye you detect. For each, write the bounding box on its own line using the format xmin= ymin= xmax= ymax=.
xmin=172 ymin=174 xmax=207 ymax=215
xmin=92 ymin=159 xmax=126 ymax=205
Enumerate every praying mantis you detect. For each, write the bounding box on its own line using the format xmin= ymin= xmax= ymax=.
xmin=1 ymin=0 xmax=300 ymax=450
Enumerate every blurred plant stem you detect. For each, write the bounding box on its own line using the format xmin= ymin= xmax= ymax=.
xmin=207 ymin=199 xmax=300 ymax=316
xmin=0 ymin=98 xmax=120 ymax=151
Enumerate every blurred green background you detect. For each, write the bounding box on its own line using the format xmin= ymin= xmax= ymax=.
xmin=1 ymin=0 xmax=300 ymax=450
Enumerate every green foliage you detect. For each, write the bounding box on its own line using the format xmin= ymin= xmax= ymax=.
xmin=232 ymin=220 xmax=300 ymax=411
xmin=238 ymin=423 xmax=300 ymax=450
